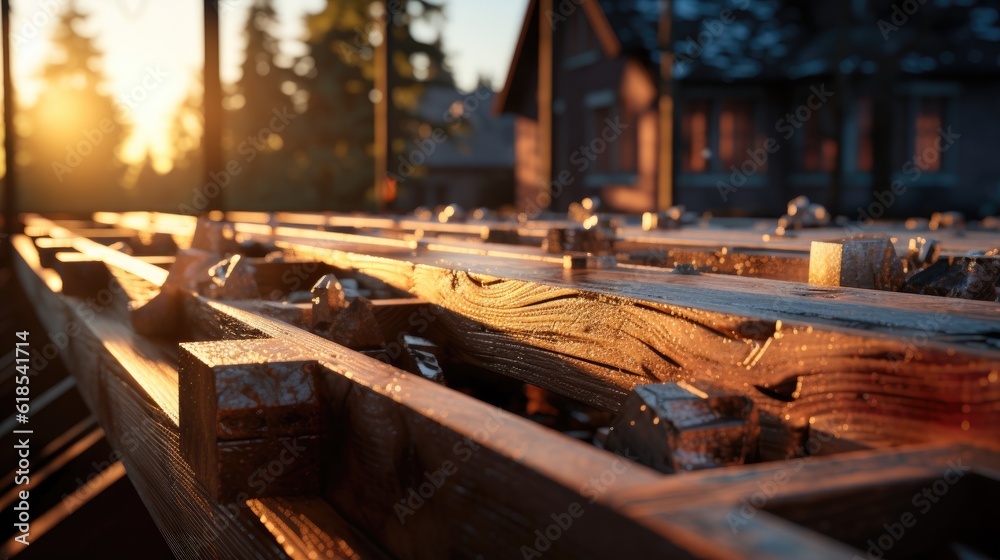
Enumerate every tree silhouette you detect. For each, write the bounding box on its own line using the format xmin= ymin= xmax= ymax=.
xmin=224 ymin=0 xmax=308 ymax=210
xmin=295 ymin=0 xmax=451 ymax=210
xmin=19 ymin=2 xmax=128 ymax=212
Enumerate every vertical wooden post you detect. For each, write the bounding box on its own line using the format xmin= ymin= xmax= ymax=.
xmin=203 ymin=0 xmax=223 ymax=213
xmin=657 ymin=0 xmax=674 ymax=211
xmin=374 ymin=0 xmax=397 ymax=212
xmin=2 ymin=0 xmax=19 ymax=238
xmin=829 ymin=1 xmax=849 ymax=216
xmin=538 ymin=0 xmax=554 ymax=210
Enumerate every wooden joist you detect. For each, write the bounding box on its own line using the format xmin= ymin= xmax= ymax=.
xmin=13 ymin=212 xmax=1000 ymax=560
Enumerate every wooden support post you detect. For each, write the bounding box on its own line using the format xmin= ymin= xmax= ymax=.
xmin=179 ymin=338 xmax=327 ymax=500
xmin=657 ymin=0 xmax=674 ymax=211
xmin=203 ymin=0 xmax=224 ymax=213
xmin=374 ymin=0 xmax=398 ymax=211
xmin=538 ymin=0 xmax=554 ymax=210
xmin=2 ymin=0 xmax=18 ymax=240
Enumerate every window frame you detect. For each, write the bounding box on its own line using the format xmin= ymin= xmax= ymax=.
xmin=676 ymin=87 xmax=769 ymax=188
xmin=582 ymin=89 xmax=639 ymax=188
xmin=892 ymin=82 xmax=961 ymax=187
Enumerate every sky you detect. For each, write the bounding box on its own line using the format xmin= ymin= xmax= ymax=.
xmin=9 ymin=0 xmax=529 ymax=170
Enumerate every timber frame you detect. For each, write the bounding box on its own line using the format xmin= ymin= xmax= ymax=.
xmin=9 ymin=211 xmax=1000 ymax=559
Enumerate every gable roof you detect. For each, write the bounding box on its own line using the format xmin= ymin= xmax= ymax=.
xmin=417 ymin=86 xmax=514 ymax=169
xmin=493 ymin=0 xmax=622 ymax=116
xmin=496 ymin=0 xmax=1000 ymax=115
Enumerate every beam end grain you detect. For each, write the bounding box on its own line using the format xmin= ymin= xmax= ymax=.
xmin=808 ymin=236 xmax=904 ymax=291
xmin=179 ymin=338 xmax=326 ymax=500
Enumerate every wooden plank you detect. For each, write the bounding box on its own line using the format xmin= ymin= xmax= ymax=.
xmin=23 ymin=214 xmax=1000 ymax=560
xmin=8 ymin=226 xmax=389 ymax=560
xmin=259 ymin=226 xmax=1000 ymax=457
xmin=180 ymin=294 xmax=746 ymax=560
xmin=614 ymin=444 xmax=1000 ymax=560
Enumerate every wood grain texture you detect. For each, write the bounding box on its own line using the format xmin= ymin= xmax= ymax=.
xmin=270 ymin=230 xmax=1000 ymax=456
xmin=10 ymin=222 xmax=391 ymax=560
xmin=182 ymin=295 xmax=731 ymax=560
xmin=25 ymin=212 xmax=1000 ymax=560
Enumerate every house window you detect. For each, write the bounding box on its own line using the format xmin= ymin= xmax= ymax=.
xmin=585 ymin=90 xmax=637 ymax=177
xmin=682 ymin=100 xmax=710 ymax=173
xmin=799 ymin=103 xmax=837 ymax=173
xmin=856 ymin=96 xmax=873 ymax=173
xmin=913 ymin=97 xmax=946 ymax=172
xmin=592 ymin=105 xmax=613 ymax=172
xmin=719 ymin=99 xmax=755 ymax=170
xmin=567 ymin=10 xmax=597 ymax=55
xmin=681 ymin=97 xmax=765 ymax=174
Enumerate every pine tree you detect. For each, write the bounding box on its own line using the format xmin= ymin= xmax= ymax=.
xmin=19 ymin=2 xmax=128 ymax=212
xmin=296 ymin=0 xmax=452 ymax=210
xmin=225 ymin=0 xmax=307 ymax=210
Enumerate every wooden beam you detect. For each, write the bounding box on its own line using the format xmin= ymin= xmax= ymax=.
xmin=538 ymin=0 xmax=554 ymax=210
xmin=179 ymin=338 xmax=326 ymax=500
xmin=374 ymin=0 xmax=398 ymax=211
xmin=657 ymin=0 xmax=674 ymax=211
xmin=261 ymin=225 xmax=1000 ymax=457
xmin=1 ymin=0 xmax=18 ymax=239
xmin=17 ymin=214 xmax=1000 ymax=560
xmin=203 ymin=0 xmax=223 ymax=213
xmin=10 ymin=226 xmax=378 ymax=560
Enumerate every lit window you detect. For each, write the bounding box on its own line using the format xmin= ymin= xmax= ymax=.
xmin=801 ymin=105 xmax=837 ymax=173
xmin=590 ymin=103 xmax=637 ymax=174
xmin=682 ymin=100 xmax=710 ymax=173
xmin=681 ymin=97 xmax=763 ymax=173
xmin=914 ymin=98 xmax=945 ymax=172
xmin=856 ymin=96 xmax=872 ymax=173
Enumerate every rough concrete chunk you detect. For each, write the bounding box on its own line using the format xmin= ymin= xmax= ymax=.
xmin=902 ymin=256 xmax=1000 ymax=301
xmin=311 ymin=274 xmax=347 ymax=329
xmin=808 ymin=235 xmax=904 ymax=291
xmin=906 ymin=236 xmax=940 ymax=271
xmin=604 ymin=383 xmax=758 ymax=473
xmin=208 ymin=254 xmax=260 ymax=300
xmin=398 ymin=335 xmax=445 ymax=384
xmin=130 ymin=249 xmax=220 ymax=337
xmin=189 ymin=218 xmax=236 ymax=255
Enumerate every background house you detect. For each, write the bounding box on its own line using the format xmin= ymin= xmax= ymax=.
xmin=395 ymin=85 xmax=516 ymax=210
xmin=496 ymin=0 xmax=1000 ymax=218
